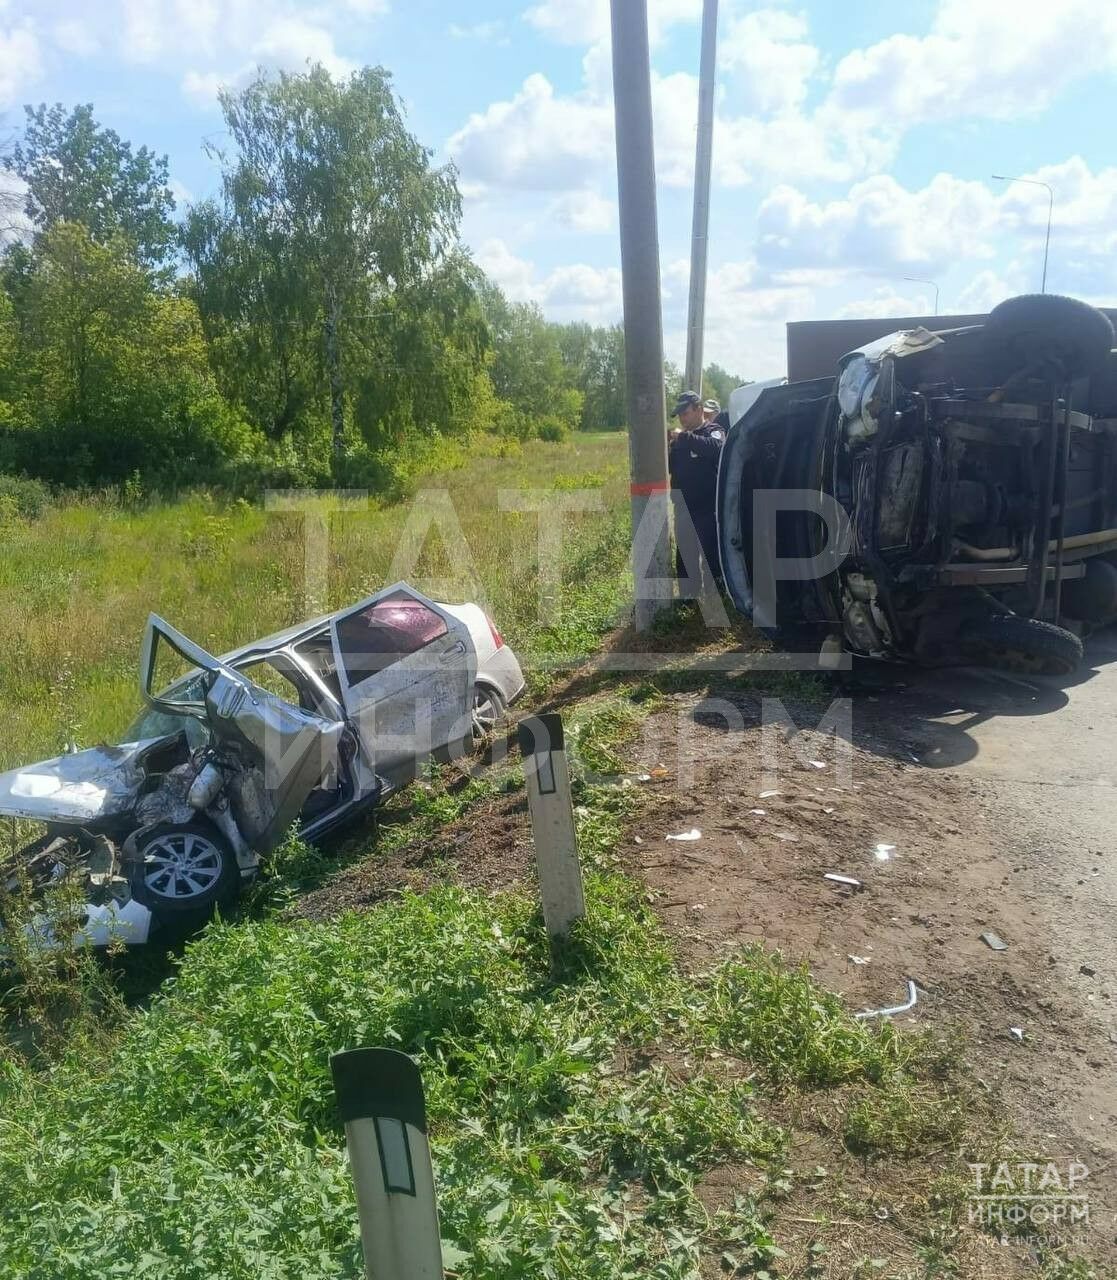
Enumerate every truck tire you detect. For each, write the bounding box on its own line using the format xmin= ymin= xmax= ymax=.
xmin=957 ymin=614 xmax=1083 ymax=676
xmin=985 ymin=294 xmax=1114 ymax=379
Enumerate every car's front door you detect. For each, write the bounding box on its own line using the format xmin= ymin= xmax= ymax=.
xmin=327 ymin=584 xmax=477 ymax=784
xmin=140 ymin=615 xmax=343 ymax=852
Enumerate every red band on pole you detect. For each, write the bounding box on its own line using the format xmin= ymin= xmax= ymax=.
xmin=630 ymin=480 xmax=669 ymax=495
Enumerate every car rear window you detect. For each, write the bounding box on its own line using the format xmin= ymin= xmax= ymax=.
xmin=335 ymin=592 xmax=448 ymax=683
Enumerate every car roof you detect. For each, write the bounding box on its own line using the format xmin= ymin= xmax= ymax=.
xmin=212 ymin=589 xmax=463 ymax=666
xmin=216 ymin=613 xmax=335 ymax=664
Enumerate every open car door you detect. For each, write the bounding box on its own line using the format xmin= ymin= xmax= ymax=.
xmin=141 ymin=615 xmax=343 ymax=853
xmin=326 ymin=584 xmax=477 ymax=783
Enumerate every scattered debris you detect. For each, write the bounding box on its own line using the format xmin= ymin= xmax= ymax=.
xmin=633 ymin=836 xmax=643 ymax=845
xmin=848 ymin=954 xmax=872 ymax=965
xmin=808 ymin=760 xmax=827 ymax=770
xmin=775 ymin=831 xmax=799 ymax=842
xmin=1009 ymin=1027 xmax=1025 ymax=1042
xmin=855 ymin=978 xmax=920 ymax=1020
xmin=749 ymin=808 xmax=766 ymax=816
xmin=1080 ymin=965 xmax=1097 ymax=977
xmin=874 ymin=843 xmax=896 ymax=861
xmin=759 ymin=790 xmax=781 ymax=799
xmin=666 ymin=828 xmax=701 ymax=842
xmin=981 ymin=931 xmax=1009 ymax=952
xmin=824 ymin=873 xmax=862 ymax=889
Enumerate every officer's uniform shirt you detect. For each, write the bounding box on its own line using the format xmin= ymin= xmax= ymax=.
xmin=668 ymin=419 xmax=727 ymax=579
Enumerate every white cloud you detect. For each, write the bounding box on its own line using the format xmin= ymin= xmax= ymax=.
xmin=836 ymin=286 xmax=932 ymax=320
xmin=181 ymin=68 xmax=224 ymax=107
xmin=524 ymin=0 xmax=699 ymax=47
xmin=473 ymin=237 xmax=623 ymax=323
xmin=551 ymin=190 xmax=615 ymax=233
xmin=752 ymin=159 xmax=1117 ymax=302
xmin=0 ymin=20 xmax=41 ymax=104
xmin=721 ymin=9 xmax=820 ymax=116
xmin=474 ymin=238 xmax=537 ymax=302
xmin=755 ymin=174 xmax=1002 ymax=277
xmin=252 ymin=17 xmax=355 ymax=78
xmin=52 ymin=18 xmax=99 ymax=57
xmin=447 ymin=73 xmax=613 ymax=192
xmin=448 ymin=20 xmax=508 ymax=44
xmin=829 ymin=0 xmax=1117 ymax=132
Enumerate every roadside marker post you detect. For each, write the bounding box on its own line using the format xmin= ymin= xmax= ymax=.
xmin=330 ymin=1047 xmax=444 ymax=1280
xmin=518 ymin=714 xmax=586 ymax=943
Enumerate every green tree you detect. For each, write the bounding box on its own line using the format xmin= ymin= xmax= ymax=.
xmin=702 ymin=362 xmax=750 ymax=409
xmin=6 ymin=221 xmax=260 ymax=485
xmin=8 ymin=103 xmax=176 ymax=267
xmin=181 ymin=197 xmax=320 ymax=440
xmin=205 ymin=64 xmax=462 ymax=456
xmin=481 ymin=285 xmax=583 ymax=436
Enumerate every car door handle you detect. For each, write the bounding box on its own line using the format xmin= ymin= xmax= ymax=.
xmin=442 ymin=641 xmax=467 ymax=660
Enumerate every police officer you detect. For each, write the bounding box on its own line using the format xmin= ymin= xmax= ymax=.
xmin=668 ymin=389 xmax=726 ymax=589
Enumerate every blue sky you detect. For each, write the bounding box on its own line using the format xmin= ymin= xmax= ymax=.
xmin=4 ymin=0 xmax=1117 ymax=377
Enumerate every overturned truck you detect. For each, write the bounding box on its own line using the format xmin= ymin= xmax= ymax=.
xmin=718 ymin=294 xmax=1117 ymax=675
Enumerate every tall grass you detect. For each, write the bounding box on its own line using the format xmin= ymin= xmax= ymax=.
xmin=0 ymin=433 xmax=630 ymax=770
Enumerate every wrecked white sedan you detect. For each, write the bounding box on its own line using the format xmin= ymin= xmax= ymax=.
xmin=0 ymin=584 xmax=524 ymax=945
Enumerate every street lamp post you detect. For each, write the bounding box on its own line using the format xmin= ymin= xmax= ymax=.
xmin=992 ymin=174 xmax=1054 ymax=293
xmin=902 ymin=276 xmax=940 ymax=316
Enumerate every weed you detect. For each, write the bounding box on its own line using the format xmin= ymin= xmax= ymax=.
xmin=695 ymin=948 xmax=909 ymax=1088
xmin=843 ymin=1080 xmax=967 ymax=1156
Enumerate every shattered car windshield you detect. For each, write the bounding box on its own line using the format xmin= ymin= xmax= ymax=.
xmin=126 ymin=672 xmax=209 ymax=746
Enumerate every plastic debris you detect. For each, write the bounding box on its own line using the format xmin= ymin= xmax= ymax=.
xmin=1009 ymin=1027 xmax=1025 ymax=1042
xmin=749 ymin=808 xmax=766 ymax=816
xmin=633 ymin=836 xmax=643 ymax=845
xmin=855 ymin=979 xmax=919 ymax=1020
xmin=636 ymin=773 xmax=652 ymax=783
xmin=666 ymin=828 xmax=701 ymax=842
xmin=823 ymin=806 xmax=836 ymax=814
xmin=874 ymin=843 xmax=896 ymax=862
xmin=824 ymin=873 xmax=862 ymax=889
xmin=759 ymin=790 xmax=781 ymax=799
xmin=981 ymin=931 xmax=1008 ymax=952
xmin=1080 ymin=965 xmax=1096 ymax=977
xmin=848 ymin=954 xmax=871 ymax=965
xmin=809 ymin=760 xmax=827 ymax=770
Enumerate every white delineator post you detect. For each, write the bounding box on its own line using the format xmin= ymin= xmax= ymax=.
xmin=330 ymin=1047 xmax=444 ymax=1280
xmin=610 ymin=0 xmax=674 ymax=632
xmin=518 ymin=714 xmax=585 ymax=942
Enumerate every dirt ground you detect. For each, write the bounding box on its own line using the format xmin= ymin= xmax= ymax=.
xmin=296 ymin=677 xmax=1115 ymax=1273
xmin=622 ymin=689 xmax=1116 ymax=1270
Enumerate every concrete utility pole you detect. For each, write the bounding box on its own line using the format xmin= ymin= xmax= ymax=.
xmin=610 ymin=0 xmax=673 ymax=630
xmin=684 ymin=0 xmax=718 ymax=395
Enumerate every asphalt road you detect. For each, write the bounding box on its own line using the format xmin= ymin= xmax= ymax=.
xmin=903 ymin=629 xmax=1117 ymax=991
xmin=856 ymin=631 xmax=1117 ymax=1253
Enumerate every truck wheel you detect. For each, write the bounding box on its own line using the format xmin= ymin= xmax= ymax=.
xmin=985 ymin=294 xmax=1114 ymax=379
xmin=957 ymin=615 xmax=1083 ymax=676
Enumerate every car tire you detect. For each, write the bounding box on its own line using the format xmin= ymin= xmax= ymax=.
xmin=471 ymin=683 xmax=506 ymax=745
xmin=131 ymin=820 xmax=240 ymax=918
xmin=985 ymin=294 xmax=1114 ymax=379
xmin=957 ymin=614 xmax=1083 ymax=676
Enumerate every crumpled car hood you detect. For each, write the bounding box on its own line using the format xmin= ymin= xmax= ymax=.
xmin=0 ymin=740 xmax=164 ymax=823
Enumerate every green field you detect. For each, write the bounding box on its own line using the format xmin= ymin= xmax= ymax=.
xmin=0 ymin=434 xmax=1092 ymax=1280
xmin=0 ymin=432 xmax=631 ymax=771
